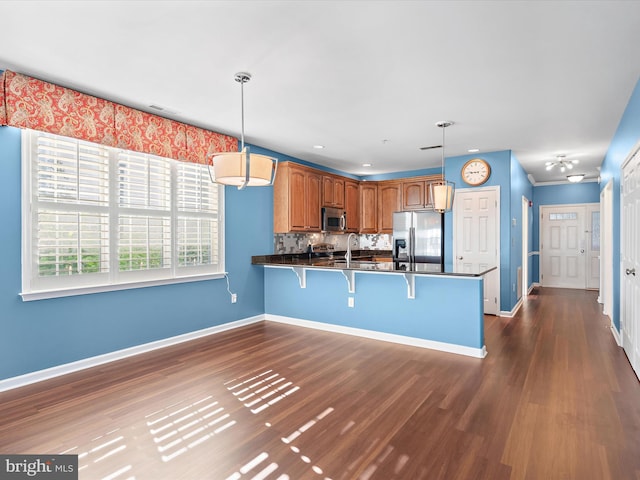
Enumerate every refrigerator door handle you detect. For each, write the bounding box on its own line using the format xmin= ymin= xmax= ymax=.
xmin=410 ymin=227 xmax=416 ymax=263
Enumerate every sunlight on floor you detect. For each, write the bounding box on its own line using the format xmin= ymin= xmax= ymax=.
xmin=145 ymin=395 xmax=236 ymax=462
xmin=61 ymin=429 xmax=134 ymax=480
xmin=225 ymin=369 xmax=300 ymax=414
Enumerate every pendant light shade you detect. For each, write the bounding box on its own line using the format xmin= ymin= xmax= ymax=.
xmin=430 ymin=121 xmax=455 ymax=213
xmin=210 ymin=72 xmax=277 ymax=189
xmin=211 ymin=147 xmax=276 ymax=187
xmin=432 ymin=182 xmax=455 ymax=212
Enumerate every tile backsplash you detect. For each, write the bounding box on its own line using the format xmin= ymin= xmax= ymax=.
xmin=274 ymin=233 xmax=392 ymax=254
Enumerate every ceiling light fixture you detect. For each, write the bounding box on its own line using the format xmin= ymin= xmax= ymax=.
xmin=210 ymin=72 xmax=277 ymax=189
xmin=545 ymin=155 xmax=578 ymax=174
xmin=313 ymin=145 xmax=325 ymax=149
xmin=567 ymin=174 xmax=585 ymax=183
xmin=362 ymin=163 xmax=372 ymax=167
xmin=468 ymin=148 xmax=480 ymax=153
xmin=430 ymin=121 xmax=455 ymax=213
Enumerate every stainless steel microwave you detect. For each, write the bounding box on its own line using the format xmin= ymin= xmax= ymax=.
xmin=321 ymin=207 xmax=347 ymax=232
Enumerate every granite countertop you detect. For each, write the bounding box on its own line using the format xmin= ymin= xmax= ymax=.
xmin=251 ymin=251 xmax=496 ymax=277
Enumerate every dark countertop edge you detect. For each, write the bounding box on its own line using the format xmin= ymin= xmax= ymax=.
xmin=251 ymin=253 xmax=496 ymax=278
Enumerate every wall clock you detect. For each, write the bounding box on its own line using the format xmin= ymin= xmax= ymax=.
xmin=461 ymin=158 xmax=491 ymax=186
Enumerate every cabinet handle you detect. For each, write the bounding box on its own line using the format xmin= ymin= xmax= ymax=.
xmin=626 ymin=268 xmax=636 ymax=276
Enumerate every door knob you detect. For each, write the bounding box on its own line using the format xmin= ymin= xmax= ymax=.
xmin=626 ymin=268 xmax=636 ymax=276
xmin=457 ymin=256 xmax=464 ymax=260
xmin=580 ymin=249 xmax=585 ymax=254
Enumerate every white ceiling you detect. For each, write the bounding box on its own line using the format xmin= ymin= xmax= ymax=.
xmin=2 ymin=1 xmax=640 ymax=183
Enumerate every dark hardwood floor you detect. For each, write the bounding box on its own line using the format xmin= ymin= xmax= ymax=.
xmin=1 ymin=287 xmax=639 ymax=479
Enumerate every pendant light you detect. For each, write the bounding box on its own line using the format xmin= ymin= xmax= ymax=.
xmin=431 ymin=121 xmax=455 ymax=213
xmin=210 ymin=72 xmax=278 ymax=189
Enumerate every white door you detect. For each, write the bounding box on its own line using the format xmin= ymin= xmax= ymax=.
xmin=622 ymin=150 xmax=640 ymax=379
xmin=454 ymin=187 xmax=499 ymax=315
xmin=586 ymin=204 xmax=601 ymax=290
xmin=540 ymin=204 xmax=599 ymax=289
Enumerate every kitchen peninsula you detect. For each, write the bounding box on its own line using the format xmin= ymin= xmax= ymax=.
xmin=252 ymin=253 xmax=495 ymax=358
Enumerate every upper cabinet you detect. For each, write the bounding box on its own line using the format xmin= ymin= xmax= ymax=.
xmin=401 ymin=175 xmax=443 ymax=210
xmin=377 ymin=181 xmax=402 ymax=233
xmin=359 ymin=182 xmax=378 ymax=233
xmin=344 ymin=180 xmax=359 ymax=232
xmin=322 ymin=175 xmax=345 ymax=208
xmin=274 ymin=162 xmax=443 ymax=234
xmin=274 ymin=162 xmax=321 ymax=233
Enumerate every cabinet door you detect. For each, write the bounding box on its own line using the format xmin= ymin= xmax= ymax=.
xmin=378 ymin=182 xmax=402 ymax=233
xmin=289 ymin=167 xmax=307 ymax=230
xmin=306 ymin=172 xmax=321 ymax=231
xmin=334 ymin=177 xmax=345 ymax=208
xmin=403 ymin=181 xmax=426 ymax=210
xmin=345 ymin=180 xmax=359 ymax=232
xmin=322 ymin=175 xmax=334 ymax=207
xmin=360 ymin=183 xmax=378 ymax=233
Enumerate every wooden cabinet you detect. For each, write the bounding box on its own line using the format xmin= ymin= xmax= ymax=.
xmin=359 ymin=182 xmax=378 ymax=233
xmin=401 ymin=175 xmax=443 ymax=210
xmin=344 ymin=179 xmax=359 ymax=232
xmin=274 ymin=162 xmax=321 ymax=233
xmin=377 ymin=181 xmax=402 ymax=233
xmin=322 ymin=175 xmax=345 ymax=208
xmin=275 ymin=163 xmax=441 ymax=234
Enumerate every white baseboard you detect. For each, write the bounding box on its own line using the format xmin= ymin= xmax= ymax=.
xmin=609 ymin=318 xmax=622 ymax=346
xmin=0 ymin=315 xmax=265 ymax=393
xmin=500 ymin=298 xmax=523 ymax=318
xmin=529 ymin=283 xmax=539 ymax=292
xmin=265 ymin=314 xmax=487 ymax=359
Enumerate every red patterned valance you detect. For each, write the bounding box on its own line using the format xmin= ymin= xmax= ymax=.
xmin=0 ymin=71 xmax=7 ymax=126
xmin=184 ymin=124 xmax=238 ymax=165
xmin=3 ymin=71 xmax=115 ymax=146
xmin=0 ymin=69 xmax=237 ymax=163
xmin=115 ymin=105 xmax=187 ymax=159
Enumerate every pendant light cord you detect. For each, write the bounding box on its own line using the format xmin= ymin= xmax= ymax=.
xmin=239 ymin=77 xmax=245 ymax=150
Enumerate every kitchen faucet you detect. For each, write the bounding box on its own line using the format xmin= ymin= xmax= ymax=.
xmin=345 ymin=233 xmax=357 ymax=264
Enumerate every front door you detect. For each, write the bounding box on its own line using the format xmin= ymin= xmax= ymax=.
xmin=453 ymin=187 xmax=499 ymax=315
xmin=622 ymin=150 xmax=640 ymax=379
xmin=540 ymin=204 xmax=599 ymax=289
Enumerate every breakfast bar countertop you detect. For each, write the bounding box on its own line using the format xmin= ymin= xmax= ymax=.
xmin=251 ymin=251 xmax=496 ymax=277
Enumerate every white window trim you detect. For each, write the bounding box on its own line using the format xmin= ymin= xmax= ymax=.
xmin=20 ymin=130 xmax=226 ymax=301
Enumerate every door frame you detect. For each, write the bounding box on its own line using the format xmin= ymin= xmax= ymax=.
xmin=522 ymin=195 xmax=529 ymax=299
xmin=539 ymin=203 xmax=599 ymax=289
xmin=452 ymin=185 xmax=501 ymax=315
xmin=600 ymin=180 xmax=613 ymax=314
xmin=620 ymin=142 xmax=640 ymax=376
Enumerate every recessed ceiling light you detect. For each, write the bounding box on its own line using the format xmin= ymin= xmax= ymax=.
xmin=468 ymin=148 xmax=480 ymax=153
xmin=312 ymin=145 xmax=325 ymax=149
xmin=362 ymin=163 xmax=372 ymax=167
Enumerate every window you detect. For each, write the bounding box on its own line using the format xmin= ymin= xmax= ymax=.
xmin=549 ymin=212 xmax=577 ymax=221
xmin=21 ymin=130 xmax=224 ymax=300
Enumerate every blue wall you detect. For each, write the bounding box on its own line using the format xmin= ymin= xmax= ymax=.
xmin=600 ymin=77 xmax=640 ymax=331
xmin=510 ymin=152 xmax=535 ymax=307
xmin=264 ymin=267 xmax=484 ymax=349
xmin=444 ymin=150 xmax=518 ymax=312
xmin=0 ymin=127 xmax=274 ymax=381
xmin=530 ymin=182 xmax=601 ymax=283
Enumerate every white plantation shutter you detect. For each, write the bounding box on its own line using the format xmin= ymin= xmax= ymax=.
xmin=36 ymin=134 xmax=110 ymax=205
xmin=22 ymin=130 xmax=224 ymax=298
xmin=119 ymin=215 xmax=172 ymax=271
xmin=117 ymin=152 xmax=171 ymax=209
xmin=176 ymin=163 xmax=220 ymax=270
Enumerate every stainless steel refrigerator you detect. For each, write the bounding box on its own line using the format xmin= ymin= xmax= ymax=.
xmin=392 ymin=211 xmax=444 ymax=266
